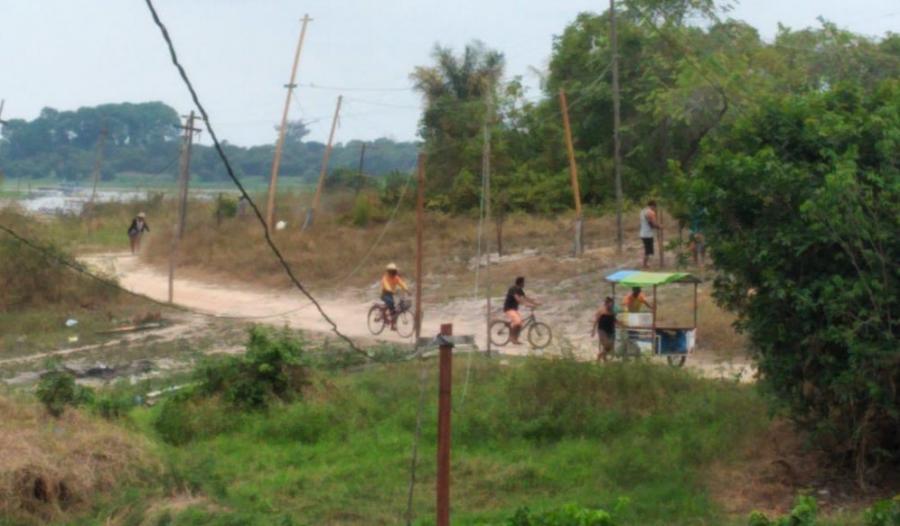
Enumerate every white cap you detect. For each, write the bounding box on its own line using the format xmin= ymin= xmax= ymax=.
xmin=386 ymin=262 xmax=398 ymax=271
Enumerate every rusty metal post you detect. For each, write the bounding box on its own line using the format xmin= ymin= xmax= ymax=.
xmin=436 ymin=323 xmax=453 ymax=526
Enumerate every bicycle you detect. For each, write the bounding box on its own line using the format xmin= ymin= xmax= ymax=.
xmin=367 ymin=297 xmax=414 ymax=338
xmin=489 ymin=309 xmax=552 ymax=349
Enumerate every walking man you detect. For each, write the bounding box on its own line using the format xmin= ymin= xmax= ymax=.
xmin=640 ymin=200 xmax=661 ymax=268
xmin=127 ymin=212 xmax=150 ymax=255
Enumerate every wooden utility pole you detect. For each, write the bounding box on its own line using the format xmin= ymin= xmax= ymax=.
xmin=436 ymin=323 xmax=454 ymax=526
xmin=355 ymin=142 xmax=367 ymax=195
xmin=658 ymin=205 xmax=665 ymax=268
xmin=0 ymin=99 xmax=7 ymax=124
xmin=304 ymin=94 xmax=343 ymax=229
xmin=610 ymin=0 xmax=624 ymax=253
xmin=168 ymin=111 xmax=201 ymax=304
xmin=87 ymin=128 xmax=108 ymax=209
xmin=414 ymin=154 xmax=426 ymax=339
xmin=265 ymin=14 xmax=312 ymax=233
xmin=559 ymin=89 xmax=584 ymax=256
xmin=482 ymin=90 xmax=493 ymax=357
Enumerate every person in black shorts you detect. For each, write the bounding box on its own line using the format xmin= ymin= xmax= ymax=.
xmin=503 ymin=276 xmax=539 ymax=345
xmin=591 ymin=296 xmax=617 ymax=362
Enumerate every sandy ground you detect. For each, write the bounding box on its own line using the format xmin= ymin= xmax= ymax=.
xmin=77 ymin=252 xmax=755 ymax=381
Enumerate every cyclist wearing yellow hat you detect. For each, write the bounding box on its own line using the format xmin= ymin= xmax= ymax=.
xmin=381 ymin=263 xmax=408 ymax=330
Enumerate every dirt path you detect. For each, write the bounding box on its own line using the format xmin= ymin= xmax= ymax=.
xmin=82 ymin=252 xmax=755 ymax=381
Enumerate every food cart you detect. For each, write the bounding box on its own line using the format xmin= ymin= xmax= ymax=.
xmin=604 ymin=270 xmax=700 ymax=367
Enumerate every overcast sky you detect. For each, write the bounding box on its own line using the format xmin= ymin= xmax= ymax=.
xmin=0 ymin=0 xmax=896 ymax=146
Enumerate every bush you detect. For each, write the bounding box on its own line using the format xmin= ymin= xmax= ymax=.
xmin=35 ymin=367 xmax=94 ymax=417
xmin=865 ymin=497 xmax=900 ymax=526
xmin=687 ymin=81 xmax=900 ymax=481
xmin=194 ymin=326 xmax=309 ymax=410
xmin=748 ymin=496 xmax=817 ymax=526
xmin=507 ymin=504 xmax=615 ymax=526
xmin=350 ymin=195 xmax=373 ymax=226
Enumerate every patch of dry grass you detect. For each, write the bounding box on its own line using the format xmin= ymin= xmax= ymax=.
xmin=0 ymin=395 xmax=159 ymax=524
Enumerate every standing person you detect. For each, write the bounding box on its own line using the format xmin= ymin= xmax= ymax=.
xmin=640 ymin=200 xmax=661 ymax=268
xmin=623 ymin=286 xmax=653 ymax=312
xmin=591 ymin=296 xmax=617 ymax=362
xmin=127 ymin=212 xmax=150 ymax=255
xmin=503 ymin=276 xmax=540 ymax=345
xmin=380 ymin=263 xmax=408 ymax=331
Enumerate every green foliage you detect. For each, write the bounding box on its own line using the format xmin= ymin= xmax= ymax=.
xmin=196 ymin=326 xmax=309 ymax=410
xmin=748 ymin=496 xmax=818 ymax=526
xmin=213 ymin=194 xmax=238 ymax=223
xmin=507 ymin=503 xmax=615 ymax=526
xmin=35 ymin=366 xmax=94 ymax=417
xmin=350 ymin=194 xmax=373 ymax=226
xmin=687 ymin=81 xmax=900 ymax=478
xmin=864 ymin=497 xmax=900 ymax=526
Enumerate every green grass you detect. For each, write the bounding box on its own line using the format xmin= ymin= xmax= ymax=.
xmin=122 ymin=355 xmax=773 ymax=525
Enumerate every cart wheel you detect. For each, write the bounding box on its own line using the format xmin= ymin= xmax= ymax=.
xmin=527 ymin=322 xmax=553 ymax=350
xmin=489 ymin=320 xmax=511 ymax=347
xmin=666 ymin=355 xmax=686 ymax=368
xmin=395 ymin=310 xmax=415 ymax=338
xmin=367 ymin=305 xmax=386 ymax=336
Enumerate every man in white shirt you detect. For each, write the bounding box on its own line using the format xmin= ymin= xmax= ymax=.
xmin=639 ymin=200 xmax=660 ymax=268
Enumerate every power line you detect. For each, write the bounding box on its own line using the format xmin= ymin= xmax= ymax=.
xmin=143 ymin=0 xmax=367 ymax=358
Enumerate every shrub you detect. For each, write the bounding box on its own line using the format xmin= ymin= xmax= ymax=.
xmin=865 ymin=496 xmax=900 ymax=526
xmin=35 ymin=367 xmax=94 ymax=417
xmin=748 ymin=496 xmax=817 ymax=526
xmin=687 ymin=81 xmax=900 ymax=481
xmin=507 ymin=504 xmax=615 ymax=526
xmin=350 ymin=194 xmax=373 ymax=226
xmin=194 ymin=326 xmax=309 ymax=410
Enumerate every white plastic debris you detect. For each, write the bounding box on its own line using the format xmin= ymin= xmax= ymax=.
xmin=275 ymin=220 xmax=287 ymax=231
xmin=65 ymin=318 xmax=78 ymax=327
xmin=68 ymin=336 xmax=79 ymax=343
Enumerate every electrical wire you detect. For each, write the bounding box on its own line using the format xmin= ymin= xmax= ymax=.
xmin=143 ymin=0 xmax=367 ymax=358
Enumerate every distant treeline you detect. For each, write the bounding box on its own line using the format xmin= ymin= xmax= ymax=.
xmin=0 ymin=101 xmax=419 ymax=183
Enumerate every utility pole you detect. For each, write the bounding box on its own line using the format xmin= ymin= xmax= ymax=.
xmin=414 ymin=154 xmax=426 ymax=340
xmin=658 ymin=205 xmax=665 ymax=268
xmin=436 ymin=323 xmax=454 ymax=526
xmin=482 ymin=90 xmax=493 ymax=357
xmin=304 ymin=94 xmax=343 ymax=229
xmin=265 ymin=14 xmax=312 ymax=233
xmin=168 ymin=111 xmax=202 ymax=304
xmin=559 ymin=89 xmax=584 ymax=256
xmin=0 ymin=99 xmax=7 ymax=125
xmin=87 ymin=127 xmax=108 ymax=213
xmin=610 ymin=0 xmax=624 ymax=254
xmin=355 ymin=142 xmax=367 ymax=196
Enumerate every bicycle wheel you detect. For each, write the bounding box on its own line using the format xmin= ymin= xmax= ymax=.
xmin=395 ymin=310 xmax=415 ymax=338
xmin=367 ymin=305 xmax=386 ymax=335
xmin=489 ymin=320 xmax=511 ymax=347
xmin=527 ymin=322 xmax=553 ymax=350
xmin=666 ymin=355 xmax=686 ymax=368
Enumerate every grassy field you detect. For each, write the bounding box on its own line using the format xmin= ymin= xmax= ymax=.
xmin=2 ymin=348 xmax=885 ymax=525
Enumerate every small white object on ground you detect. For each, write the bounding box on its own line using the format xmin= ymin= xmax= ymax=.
xmin=68 ymin=335 xmax=79 ymax=343
xmin=65 ymin=318 xmax=78 ymax=327
xmin=275 ymin=220 xmax=287 ymax=231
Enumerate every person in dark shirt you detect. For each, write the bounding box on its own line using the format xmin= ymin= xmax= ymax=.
xmin=127 ymin=212 xmax=150 ymax=255
xmin=503 ymin=276 xmax=540 ymax=345
xmin=591 ymin=296 xmax=618 ymax=362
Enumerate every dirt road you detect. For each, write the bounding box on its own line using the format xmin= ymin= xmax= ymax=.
xmin=82 ymin=252 xmax=755 ymax=381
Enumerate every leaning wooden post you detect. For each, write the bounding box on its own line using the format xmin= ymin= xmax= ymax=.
xmin=305 ymin=94 xmax=343 ymax=229
xmin=414 ymin=154 xmax=426 ymax=339
xmin=436 ymin=323 xmax=454 ymax=526
xmin=482 ymin=90 xmax=493 ymax=357
xmin=559 ymin=89 xmax=584 ymax=256
xmin=168 ymin=111 xmax=200 ymax=304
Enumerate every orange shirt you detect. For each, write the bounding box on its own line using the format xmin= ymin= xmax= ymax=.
xmin=381 ymin=274 xmax=408 ymax=294
xmin=623 ymin=292 xmax=649 ymax=312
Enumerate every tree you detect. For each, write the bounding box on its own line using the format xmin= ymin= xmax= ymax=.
xmin=686 ymin=80 xmax=900 ymax=484
xmin=411 ymin=41 xmax=505 ymax=202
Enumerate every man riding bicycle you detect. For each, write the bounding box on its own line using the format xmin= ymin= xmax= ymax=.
xmin=381 ymin=263 xmax=408 ymax=331
xmin=504 ymin=276 xmax=540 ymax=345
